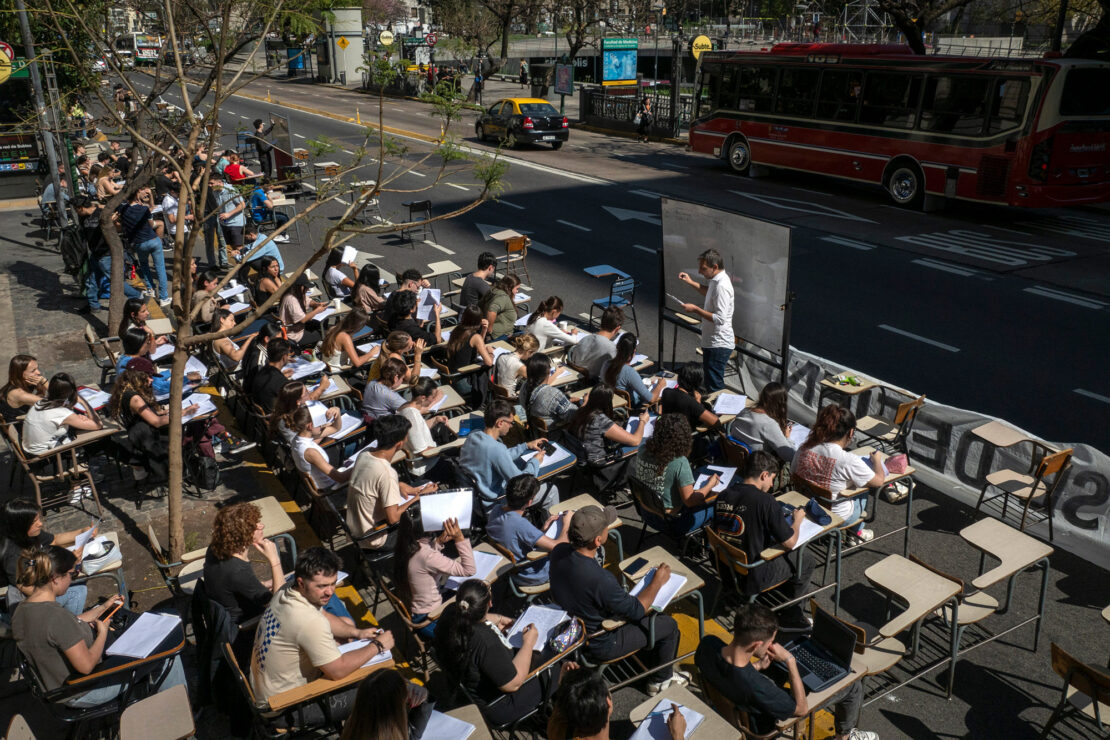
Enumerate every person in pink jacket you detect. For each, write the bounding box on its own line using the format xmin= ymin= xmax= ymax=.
xmin=394 ymin=515 xmax=475 ymax=638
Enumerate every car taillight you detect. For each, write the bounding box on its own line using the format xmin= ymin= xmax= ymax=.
xmin=1028 ymin=137 xmax=1052 ymax=182
xmin=561 ymin=117 xmax=568 ymax=128
xmin=522 ymin=117 xmax=534 ymax=129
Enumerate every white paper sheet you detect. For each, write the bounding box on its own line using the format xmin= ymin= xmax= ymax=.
xmin=629 ymin=568 xmax=688 ymax=611
xmin=105 ymin=612 xmax=181 ymax=658
xmin=416 ymin=288 xmax=442 ymax=321
xmin=515 ymin=292 xmax=530 ymax=304
xmin=440 ymin=327 xmax=453 ymax=342
xmin=713 ymin=393 xmax=748 ymax=415
xmin=185 ymin=355 xmax=208 ymax=378
xmin=491 ymin=347 xmax=511 ymax=362
xmin=522 ymin=443 xmax=573 ymax=468
xmin=418 ymin=710 xmax=476 ymax=740
xmin=356 ymin=340 xmax=383 ymax=354
xmin=445 ymin=549 xmax=501 ymax=591
xmin=227 ymin=301 xmax=251 ymax=314
xmin=73 ymin=525 xmax=99 ymax=553
xmin=340 ymin=245 xmax=357 ymax=265
xmin=632 ymin=353 xmax=649 ymax=365
xmin=860 ymin=455 xmax=890 ymax=477
xmin=544 ymin=516 xmax=565 ymax=539
xmin=314 ymin=307 xmax=336 ymax=322
xmin=629 ymin=699 xmax=704 ymax=740
xmin=694 ymin=465 xmax=736 ymax=492
xmin=339 ymin=439 xmax=379 ymax=470
xmin=418 ymin=366 xmax=438 ymax=378
xmin=419 ymin=489 xmax=473 ymax=531
xmin=644 ymin=377 xmax=677 ymax=391
xmin=789 ymin=423 xmax=811 ymax=449
xmin=426 ymin=392 xmax=450 ymax=413
xmin=306 ymin=401 xmax=329 ymax=428
xmin=78 ymin=387 xmax=111 ymax=409
xmin=149 ymin=343 xmax=175 ymax=361
xmin=284 ymin=359 xmax=327 ymax=380
xmin=514 ymin=314 xmax=529 ymax=327
xmin=328 ymin=413 xmax=363 ymax=440
xmin=181 ymin=393 xmax=218 ymax=423
xmin=626 ymin=415 xmax=656 ymax=440
xmin=793 ymin=517 xmax=826 ymax=550
xmin=505 ymin=606 xmax=569 ymax=650
xmin=337 ymin=639 xmax=393 ymax=668
xmin=218 ymin=284 xmax=248 ymax=300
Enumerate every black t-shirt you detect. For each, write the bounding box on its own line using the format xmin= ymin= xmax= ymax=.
xmin=391 ymin=317 xmax=435 ymax=345
xmin=0 ymin=531 xmax=53 ymax=589
xmin=549 ymin=543 xmax=644 ymax=648
xmin=714 ymin=483 xmax=793 ymax=593
xmin=202 ymin=551 xmax=272 ymax=624
xmin=459 ymin=274 xmax=491 ymax=310
xmin=251 ymin=365 xmax=287 ymax=412
xmin=695 ymin=635 xmax=795 ymax=735
xmin=116 ymin=203 xmax=158 ymax=246
xmin=464 ymin=621 xmax=518 ymax=704
xmin=154 ymin=174 xmax=177 ymax=200
xmin=661 ymin=388 xmax=708 ymax=429
xmin=82 ymin=207 xmax=110 ymax=260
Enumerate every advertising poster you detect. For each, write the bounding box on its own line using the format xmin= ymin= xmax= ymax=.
xmin=602 ymin=38 xmax=638 ymax=86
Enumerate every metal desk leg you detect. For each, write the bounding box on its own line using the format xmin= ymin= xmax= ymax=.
xmin=903 ymin=479 xmax=914 ymax=556
xmin=834 ymin=530 xmax=843 ymax=614
xmin=1034 ymin=557 xmax=1050 ymax=652
xmin=945 ymin=599 xmax=961 ymax=698
xmin=611 ymin=530 xmax=625 ymax=564
xmin=692 ymin=590 xmax=705 ymax=638
xmin=273 ymin=533 xmax=298 ymax=564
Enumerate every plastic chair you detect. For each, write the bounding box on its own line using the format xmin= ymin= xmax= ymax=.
xmin=705 ymin=527 xmax=797 ymax=618
xmin=119 ymin=684 xmax=194 ymax=740
xmin=696 ymin=668 xmax=780 ymax=739
xmin=220 ymin=641 xmax=336 ymax=737
xmin=975 ymin=446 xmax=1072 ymax=540
xmin=486 ymin=539 xmax=550 ymax=603
xmin=498 ymin=235 xmax=531 ymax=284
xmin=1040 ymin=642 xmax=1110 ymax=738
xmin=146 ymin=523 xmax=207 ymax=595
xmin=84 ymin=324 xmax=119 ymax=385
xmin=590 ymin=276 xmax=638 ymax=334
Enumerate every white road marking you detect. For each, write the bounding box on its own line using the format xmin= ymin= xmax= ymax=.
xmin=1075 ymin=388 xmax=1110 ymax=404
xmin=393 ymin=107 xmax=405 ymax=112
xmin=986 ymin=226 xmax=1030 ymax=236
xmin=790 ymin=186 xmax=827 ymax=196
xmin=895 ymin=230 xmax=1076 ymax=267
xmin=630 ymin=189 xmax=663 ymax=199
xmin=423 ymin=240 xmax=455 ymax=254
xmin=446 ymin=183 xmax=469 ymax=191
xmin=557 ymin=219 xmax=590 ymax=232
xmin=407 ymin=170 xmax=427 ymax=177
xmin=632 ymin=244 xmax=656 ymax=254
xmin=911 ymin=258 xmax=983 ymax=278
xmin=820 ymin=235 xmax=874 ymax=251
xmin=731 ymin=191 xmax=876 ymax=223
xmin=1023 ymin=286 xmax=1107 ymax=310
xmin=603 ymin=206 xmax=661 ymax=226
xmin=528 ymin=241 xmax=563 ymax=256
xmin=294 ymin=133 xmax=305 ymax=139
xmin=878 ymin=324 xmax=960 ymax=352
xmin=498 ymin=199 xmax=524 ymax=210
xmin=342 ymin=148 xmax=355 ymax=154
xmin=1016 ymin=213 xmax=1110 ymax=242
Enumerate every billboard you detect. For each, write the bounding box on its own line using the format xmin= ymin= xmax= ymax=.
xmin=602 ymin=37 xmax=637 ymax=86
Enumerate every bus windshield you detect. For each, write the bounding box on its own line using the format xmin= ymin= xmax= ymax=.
xmin=1060 ymin=68 xmax=1110 ymax=116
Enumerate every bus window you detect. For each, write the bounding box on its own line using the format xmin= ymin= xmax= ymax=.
xmin=860 ymin=73 xmax=921 ymax=129
xmin=719 ymin=67 xmax=741 ymax=111
xmin=1060 ymin=68 xmax=1110 ymax=116
xmin=919 ymin=76 xmax=990 ymax=135
xmin=737 ymin=66 xmax=776 ymax=113
xmin=988 ymin=78 xmax=1030 ymax=133
xmin=816 ymin=70 xmax=863 ymax=122
xmin=776 ymin=67 xmax=819 ymax=117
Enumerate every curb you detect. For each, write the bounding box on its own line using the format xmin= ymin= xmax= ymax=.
xmin=571 ymin=122 xmax=686 ymax=146
xmin=0 ymin=198 xmax=39 ymax=212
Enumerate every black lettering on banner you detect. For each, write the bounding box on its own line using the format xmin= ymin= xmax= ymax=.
xmin=953 ymin=429 xmax=995 ymax=487
xmin=908 ymin=414 xmax=952 ymax=473
xmin=1060 ymin=470 xmax=1109 ymax=531
xmin=787 ymin=360 xmax=823 ymax=407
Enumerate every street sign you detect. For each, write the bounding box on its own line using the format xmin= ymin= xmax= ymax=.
xmin=691 ymin=34 xmax=713 ymax=59
xmin=554 ymin=63 xmax=573 ymax=95
xmin=0 ymin=42 xmax=13 ymax=61
xmin=0 ymin=55 xmax=9 ymax=86
xmin=379 ymin=30 xmax=394 ymax=46
xmin=336 ymin=36 xmax=350 ymax=50
xmin=602 ymin=37 xmax=639 ymax=50
xmin=425 ymin=33 xmax=438 ymax=46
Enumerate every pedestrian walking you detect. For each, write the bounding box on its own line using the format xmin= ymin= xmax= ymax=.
xmin=250 ymin=118 xmax=274 ymax=178
xmin=519 ymin=60 xmax=528 ymax=89
xmin=473 ymin=71 xmax=484 ymax=104
xmin=637 ymin=97 xmax=653 ymax=142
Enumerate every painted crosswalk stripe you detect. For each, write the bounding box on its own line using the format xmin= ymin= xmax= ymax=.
xmin=820 ymin=235 xmax=874 ymax=251
xmin=1023 ymin=286 xmax=1107 ymax=310
xmin=632 ymin=244 xmax=656 ymax=254
xmin=498 ymin=199 xmax=524 ymax=210
xmin=423 ymin=240 xmax=455 ymax=254
xmin=630 ymin=190 xmax=663 ymax=199
xmin=1075 ymin=388 xmax=1110 ymax=404
xmin=528 ymin=241 xmax=564 ymax=256
xmin=911 ymin=258 xmax=982 ymax=278
xmin=407 ymin=170 xmax=427 ymax=177
xmin=294 ymin=134 xmax=305 ymax=139
xmin=446 ymin=183 xmax=469 ymax=191
xmin=556 ymin=219 xmax=590 ymax=232
xmin=878 ymin=324 xmax=960 ymax=352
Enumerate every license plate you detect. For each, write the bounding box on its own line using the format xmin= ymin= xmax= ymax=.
xmin=542 ymin=135 xmax=556 ymax=141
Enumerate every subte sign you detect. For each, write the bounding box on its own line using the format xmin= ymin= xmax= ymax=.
xmin=690 ymin=35 xmax=713 ymax=59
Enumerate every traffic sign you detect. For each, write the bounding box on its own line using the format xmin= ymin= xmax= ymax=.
xmin=336 ymin=36 xmax=350 ymax=50
xmin=425 ymin=33 xmax=438 ymax=46
xmin=0 ymin=42 xmax=13 ymax=61
xmin=0 ymin=56 xmax=9 ymax=86
xmin=379 ymin=30 xmax=394 ymax=46
xmin=691 ymin=34 xmax=713 ymax=59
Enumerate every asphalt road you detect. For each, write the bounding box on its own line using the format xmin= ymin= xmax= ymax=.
xmin=133 ymin=74 xmax=1110 ymax=452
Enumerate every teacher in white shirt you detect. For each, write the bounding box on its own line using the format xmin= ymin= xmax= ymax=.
xmin=677 ymin=248 xmax=735 ymax=393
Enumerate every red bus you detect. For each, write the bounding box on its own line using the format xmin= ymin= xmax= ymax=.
xmin=688 ymin=44 xmax=1110 ymax=208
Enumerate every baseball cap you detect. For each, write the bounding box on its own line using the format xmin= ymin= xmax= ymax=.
xmin=568 ymin=505 xmax=617 ymax=547
xmin=125 ymin=357 xmax=157 ymax=376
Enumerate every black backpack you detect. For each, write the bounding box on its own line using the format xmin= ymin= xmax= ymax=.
xmin=59 ymin=224 xmax=90 ymax=279
xmin=185 ymin=441 xmax=220 ymax=491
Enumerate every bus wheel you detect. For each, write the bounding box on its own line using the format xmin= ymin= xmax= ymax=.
xmin=887 ymin=163 xmax=924 ymax=208
xmin=727 ymin=138 xmax=752 ymax=175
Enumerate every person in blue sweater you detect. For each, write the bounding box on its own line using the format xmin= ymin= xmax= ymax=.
xmin=458 ymin=399 xmax=558 ymax=510
xmin=114 ymin=327 xmax=202 ymax=398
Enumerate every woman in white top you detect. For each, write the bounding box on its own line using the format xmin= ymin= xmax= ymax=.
xmin=525 ymin=296 xmax=580 ymax=350
xmin=318 ymin=308 xmax=379 ymax=372
xmin=289 ymin=407 xmax=351 ymax=491
xmin=22 ymin=373 xmax=103 ymax=455
xmin=793 ymin=403 xmax=885 ymax=543
xmin=323 ymin=248 xmax=357 ymax=298
xmin=279 ymin=276 xmax=327 ymax=348
xmin=493 ymin=333 xmax=538 ymax=399
xmin=161 ymin=191 xmax=191 ymax=236
xmin=400 ymin=378 xmax=450 ymax=479
xmin=269 ymin=382 xmax=340 ymax=444
xmin=209 ymin=309 xmax=256 ymax=371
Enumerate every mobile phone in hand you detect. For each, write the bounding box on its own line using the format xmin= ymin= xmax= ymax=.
xmin=99 ymin=600 xmax=123 ymax=622
xmin=540 ymin=441 xmax=556 ymax=455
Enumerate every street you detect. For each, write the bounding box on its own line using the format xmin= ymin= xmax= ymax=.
xmin=135 ymin=73 xmax=1110 ymax=452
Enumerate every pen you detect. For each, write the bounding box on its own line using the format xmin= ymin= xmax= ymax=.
xmin=646 ymin=707 xmax=676 ymax=719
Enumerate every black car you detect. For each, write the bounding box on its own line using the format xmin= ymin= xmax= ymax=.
xmin=475 ymin=98 xmax=569 ymax=150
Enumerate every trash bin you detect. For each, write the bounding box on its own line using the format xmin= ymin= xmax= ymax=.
xmin=287 ymin=47 xmax=306 ymax=75
xmin=529 ymin=63 xmax=551 ymax=98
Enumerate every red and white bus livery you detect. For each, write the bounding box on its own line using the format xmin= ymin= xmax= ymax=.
xmin=688 ymin=44 xmax=1110 ymax=208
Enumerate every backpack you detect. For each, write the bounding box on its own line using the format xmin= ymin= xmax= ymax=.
xmin=59 ymin=224 xmax=90 ymax=279
xmin=185 ymin=440 xmax=221 ymax=491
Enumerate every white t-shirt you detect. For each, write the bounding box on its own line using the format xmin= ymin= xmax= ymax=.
xmin=702 ymin=269 xmax=735 ymax=349
xmin=325 ymin=266 xmax=350 ymax=297
xmin=21 ymin=406 xmax=73 ymax=455
xmin=494 ymin=353 xmax=524 ymax=398
xmin=161 ymin=194 xmax=187 ymax=235
xmin=793 ymin=441 xmax=874 ymax=519
xmin=401 ymin=406 xmax=437 ymax=476
xmin=527 ymin=316 xmax=580 ymax=350
xmin=292 ymin=435 xmax=338 ymax=491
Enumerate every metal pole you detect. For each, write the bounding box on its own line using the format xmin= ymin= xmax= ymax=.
xmin=15 ymin=0 xmax=66 ymax=228
xmin=1051 ymin=0 xmax=1068 ymax=52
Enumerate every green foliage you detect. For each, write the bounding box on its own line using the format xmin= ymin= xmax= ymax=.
xmin=0 ymin=1 xmax=104 ymax=101
xmin=307 ymin=135 xmax=340 ymax=157
xmin=435 ymin=134 xmax=470 ymax=163
xmin=472 ymin=155 xmax=510 ymax=198
xmin=379 ymin=133 xmax=408 ymax=157
xmin=420 ymin=80 xmax=469 ymax=124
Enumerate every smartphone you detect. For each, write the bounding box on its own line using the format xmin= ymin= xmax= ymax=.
xmin=99 ymin=600 xmax=123 ymax=622
xmin=659 ymin=371 xmax=676 ymax=378
xmin=625 ymin=556 xmax=649 ymax=574
xmin=540 ymin=441 xmax=557 ymax=455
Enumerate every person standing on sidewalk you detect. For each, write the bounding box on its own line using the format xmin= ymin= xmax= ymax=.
xmin=473 ymin=71 xmax=484 ymax=104
xmin=117 ymin=185 xmax=171 ymax=306
xmin=519 ymin=60 xmax=528 ymax=89
xmin=75 ymin=197 xmax=141 ymax=312
xmin=677 ymin=248 xmax=734 ymax=393
xmin=250 ymin=118 xmax=274 ymax=178
xmin=637 ymin=97 xmax=653 ymax=142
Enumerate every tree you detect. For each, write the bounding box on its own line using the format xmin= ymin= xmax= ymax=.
xmin=872 ymin=0 xmax=977 ymax=53
xmin=478 ymin=0 xmax=521 ymax=60
xmin=1063 ymin=0 xmax=1110 ymax=56
xmin=558 ymin=0 xmax=605 ymax=65
xmin=41 ymin=0 xmax=507 ymax=560
xmin=363 ymin=0 xmax=408 ymax=27
xmin=427 ymin=0 xmax=502 ymax=66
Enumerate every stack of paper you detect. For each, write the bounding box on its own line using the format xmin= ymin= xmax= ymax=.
xmin=182 ymin=393 xmax=218 ymax=423
xmin=712 ymin=393 xmax=748 ymax=415
xmin=78 ymin=387 xmax=111 ymax=410
xmin=446 ymin=550 xmax=502 ymax=591
xmin=789 ymin=423 xmax=811 ymax=449
xmin=356 ymin=340 xmax=383 ymax=354
xmin=185 ymin=355 xmax=209 ymax=379
xmin=337 ymin=640 xmax=393 ymax=668
xmin=315 ymin=307 xmax=337 ymax=322
xmin=106 ymin=612 xmax=181 ymax=658
xmin=522 ymin=443 xmax=573 ymax=467
xmin=626 ymin=415 xmax=656 ymax=439
xmin=629 ymin=568 xmax=688 ymax=611
xmin=418 ymin=366 xmax=438 ymax=378
xmin=631 ymin=353 xmax=650 ymax=365
xmin=420 ymin=489 xmax=474 ymax=530
xmin=226 ymin=301 xmax=251 ymax=314
xmin=644 ymin=377 xmax=678 ymax=391
xmin=506 ymin=605 xmax=569 ymax=650
xmin=328 ymin=414 xmax=363 ymax=440
xmin=629 ymin=699 xmax=704 ymax=740
xmin=416 ymin=289 xmax=442 ymax=321
xmin=418 ymin=711 xmax=476 ymax=740
xmin=306 ymin=401 xmax=330 ymax=428
xmin=218 ymin=284 xmax=248 ymax=300
xmin=284 ymin=359 xmax=327 ymax=380
xmin=694 ymin=465 xmax=736 ymax=492
xmin=150 ymin=343 xmax=175 ymax=361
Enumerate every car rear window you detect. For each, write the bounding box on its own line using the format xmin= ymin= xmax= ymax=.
xmin=1060 ymin=68 xmax=1110 ymax=116
xmin=519 ymin=104 xmax=560 ymax=116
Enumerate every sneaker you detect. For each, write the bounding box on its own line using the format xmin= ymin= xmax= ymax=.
xmin=646 ymin=668 xmax=691 ymax=696
xmin=159 ymin=297 xmax=172 ymax=307
xmin=131 ymin=465 xmax=148 ymax=482
xmin=68 ymin=485 xmax=93 ymax=505
xmin=225 ymin=435 xmax=257 ymax=455
xmin=141 ymin=289 xmax=155 ymax=299
xmin=849 ymin=528 xmax=875 ymax=545
xmin=273 ymin=234 xmax=290 ymax=243
xmin=848 ymin=730 xmax=879 ymax=740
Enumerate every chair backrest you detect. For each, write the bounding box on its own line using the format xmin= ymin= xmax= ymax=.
xmin=719 ymin=432 xmax=751 ymax=468
xmin=705 ymin=526 xmax=752 ymax=574
xmin=695 ymin=669 xmax=744 ymax=732
xmin=629 ymin=476 xmax=671 ymax=519
xmin=1050 ymin=642 xmax=1110 ymax=707
xmin=893 ymin=394 xmax=926 ymax=425
xmin=120 ymin=684 xmax=194 ymax=740
xmin=4 ymin=424 xmax=30 ymax=467
xmin=1037 ymin=448 xmax=1073 ymax=483
xmin=5 ymin=715 xmax=35 ymax=740
xmin=791 ymin=475 xmax=835 ymax=504
xmin=146 ymin=523 xmax=168 ymax=565
xmin=907 ymin=554 xmax=966 ymax=598
xmin=610 ymin=276 xmax=636 ymax=297
xmin=220 ymin=641 xmax=260 ymax=708
xmin=487 ymin=539 xmax=518 ymax=565
xmin=505 ymin=236 xmax=528 ymax=255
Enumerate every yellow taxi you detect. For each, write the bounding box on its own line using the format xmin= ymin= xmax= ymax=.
xmin=475 ymin=98 xmax=569 ymax=150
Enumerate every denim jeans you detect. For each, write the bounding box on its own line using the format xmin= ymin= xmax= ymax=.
xmin=203 ymin=216 xmax=229 ymax=268
xmin=839 ymin=494 xmax=869 ymax=535
xmin=56 ymin=584 xmax=88 ymax=617
xmin=86 ymin=255 xmax=141 ymax=309
xmin=67 ymin=654 xmax=187 ymax=708
xmin=702 ymin=346 xmax=732 ymax=394
xmin=134 ymin=237 xmax=169 ymax=301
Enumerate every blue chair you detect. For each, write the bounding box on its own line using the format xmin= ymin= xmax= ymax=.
xmin=590 ymin=276 xmax=638 ymax=333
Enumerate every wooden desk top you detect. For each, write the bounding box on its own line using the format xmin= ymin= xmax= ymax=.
xmin=419 ymin=412 xmax=481 ymax=458
xmin=255 ymin=495 xmax=296 ymax=537
xmin=620 ymin=545 xmax=706 ymax=597
xmin=970 ymin=419 xmax=1046 ymax=449
xmin=426 ymin=385 xmax=466 ymax=416
xmin=549 ymin=365 xmax=580 ymax=388
xmin=759 ymin=492 xmax=843 ymax=562
xmin=316 ymin=374 xmax=352 ymax=403
xmin=68 ymin=621 xmax=185 ymax=686
xmin=820 ymin=376 xmax=878 ymax=395
xmin=570 ymin=386 xmax=628 ymax=409
xmin=489 ymin=228 xmax=523 ymax=242
xmin=629 ymin=684 xmax=739 ymax=739
xmin=865 ymin=554 xmax=961 ymax=638
xmin=267 ymin=658 xmax=394 ymax=711
xmin=147 ymin=317 xmax=175 ymax=335
xmin=1103 ymin=605 xmax=1110 ymax=625
xmin=960 ymin=517 xmax=1054 ymax=590
xmin=549 ymin=493 xmax=624 ymax=530
xmin=778 ymin=653 xmax=869 ymax=732
xmin=445 ymin=704 xmax=494 ymax=740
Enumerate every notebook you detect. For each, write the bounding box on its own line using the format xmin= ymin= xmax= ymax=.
xmin=629 ymin=568 xmax=687 ymax=611
xmin=505 ymin=605 xmax=568 ymax=650
xmin=445 ymin=550 xmax=501 ymax=591
xmin=783 ymin=608 xmax=856 ymax=691
xmin=629 ymin=699 xmax=704 ymax=740
xmin=418 ymin=710 xmax=476 ymax=740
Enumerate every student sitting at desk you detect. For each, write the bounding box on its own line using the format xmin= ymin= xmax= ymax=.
xmin=519 ymin=354 xmax=578 ymax=429
xmin=525 ymin=296 xmax=580 ymax=350
xmin=480 ymin=274 xmax=521 ymax=340
xmin=400 ymin=378 xmax=450 ymax=481
xmin=446 ymin=305 xmax=494 ymax=404
xmin=279 ymin=276 xmax=328 ymax=350
xmin=340 ymin=668 xmax=434 ymax=740
xmin=13 ymin=545 xmax=187 ymax=709
xmin=270 ymin=380 xmax=340 ymax=443
xmin=459 ymin=400 xmax=557 ymax=511
xmin=249 ymin=178 xmax=289 ymax=240
xmin=385 ymin=289 xmax=442 ymax=346
xmin=114 ymin=328 xmax=202 ymax=398
xmin=250 ymin=548 xmax=394 ymax=723
xmin=660 ymin=363 xmax=720 ymax=432
xmin=0 ymin=354 xmax=47 ymax=423
xmin=209 ymin=309 xmax=257 ymax=372
xmin=289 ymin=408 xmax=353 ymax=492
xmin=367 ymin=331 xmax=424 ymax=384
xmin=0 ymin=499 xmax=93 ymax=616
xmin=320 ymin=308 xmax=379 ymax=372
xmin=394 ymin=515 xmax=475 ymax=638
xmin=361 ymin=358 xmax=441 ymax=421
xmin=728 ymin=381 xmax=797 ymax=463
xmin=494 ymin=334 xmax=539 ymax=400
xmin=793 ymin=404 xmax=885 ymax=545
xmin=567 ymin=306 xmax=623 ymax=380
xmin=323 ymin=248 xmax=356 ymax=297
xmin=695 ymin=604 xmax=878 ymax=740
xmin=713 ymin=451 xmax=814 ymax=629
xmin=241 ymin=322 xmax=283 ymax=392
xmin=352 ymin=263 xmax=385 ymax=314
xmin=565 ymin=385 xmax=648 ymax=491
xmin=601 ymin=333 xmax=665 ymax=410
xmin=21 ymin=373 xmax=103 ymax=456
xmin=118 ymin=298 xmax=169 ymax=348
xmin=486 ymin=474 xmax=572 ymax=588
xmin=249 ymin=339 xmax=325 ymax=413
xmin=458 ymin=251 xmax=496 ymax=309
xmin=549 ymin=668 xmax=685 ymax=740
xmin=191 ymin=269 xmax=223 ymax=326
xmin=222 ymin=152 xmax=257 ymax=183
xmin=633 ymin=413 xmax=718 ymax=536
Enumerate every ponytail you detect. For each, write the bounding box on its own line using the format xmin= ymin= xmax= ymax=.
xmin=16 ymin=545 xmax=76 ymax=591
xmin=527 ymin=295 xmax=563 ymax=326
xmin=433 ymin=579 xmax=492 ymax=677
xmin=802 ymin=403 xmax=856 ymax=450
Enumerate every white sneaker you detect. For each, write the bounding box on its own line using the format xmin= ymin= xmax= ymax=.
xmin=854 ymin=528 xmax=875 ymax=543
xmin=848 ymin=729 xmax=879 ymax=740
xmin=159 ymin=297 xmax=172 ymax=307
xmin=646 ymin=668 xmax=691 ymax=696
xmin=273 ymin=234 xmax=289 ymax=243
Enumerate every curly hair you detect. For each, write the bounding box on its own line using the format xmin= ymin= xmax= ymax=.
xmin=209 ymin=502 xmax=262 ymax=560
xmin=107 ymin=369 xmax=159 ymax=421
xmin=642 ymin=413 xmax=692 ymax=472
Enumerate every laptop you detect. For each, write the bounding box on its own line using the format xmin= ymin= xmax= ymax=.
xmin=783 ymin=609 xmax=856 ymax=692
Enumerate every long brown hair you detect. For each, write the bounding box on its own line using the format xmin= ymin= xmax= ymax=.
xmin=320 ymin=308 xmax=369 ymax=359
xmin=269 ymin=381 xmax=305 ymax=434
xmin=447 ymin=305 xmax=483 ymax=356
xmin=801 ymin=404 xmax=856 ymax=450
xmin=338 ymin=669 xmax=409 ymax=740
xmin=108 ymin=369 xmax=159 ymax=421
xmin=603 ymin=333 xmax=638 ymax=388
xmin=527 ymin=295 xmax=563 ymax=326
xmin=1 ymin=354 xmax=40 ymax=397
xmin=755 ymin=381 xmax=789 ymax=434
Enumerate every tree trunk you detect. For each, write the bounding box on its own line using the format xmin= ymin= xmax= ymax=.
xmin=892 ymin=15 xmax=927 ymax=53
xmin=167 ymin=341 xmax=187 ymax=560
xmin=101 ymin=217 xmax=128 ymax=332
xmin=499 ymin=18 xmax=512 ymax=59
